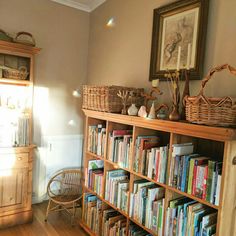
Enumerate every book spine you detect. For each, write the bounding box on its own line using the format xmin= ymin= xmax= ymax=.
xmin=192 ymin=160 xmax=198 ymax=195
xmin=202 ymin=166 xmax=208 ymax=200
xmin=206 ymin=160 xmax=215 ymax=202
xmin=187 ymin=159 xmax=195 ymax=194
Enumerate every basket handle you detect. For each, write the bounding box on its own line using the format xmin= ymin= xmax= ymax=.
xmin=200 ymin=64 xmax=236 ymax=95
xmin=0 ymin=29 xmax=7 ymax=35
xmin=15 ymin=31 xmax=36 ymax=45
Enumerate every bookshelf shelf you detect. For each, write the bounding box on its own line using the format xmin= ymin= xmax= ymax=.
xmin=82 ymin=109 xmax=236 ymax=236
xmin=131 ymin=171 xmax=167 ymax=189
xmin=102 ymin=199 xmax=129 ymax=218
xmin=129 ymin=217 xmax=158 ymax=236
xmin=83 ymin=185 xmax=104 ymax=202
xmin=167 ymin=186 xmax=219 ymax=210
xmin=105 ymin=159 xmax=131 ymax=172
xmin=86 ymin=151 xmax=104 ymax=160
xmin=79 ymin=221 xmax=97 ymax=236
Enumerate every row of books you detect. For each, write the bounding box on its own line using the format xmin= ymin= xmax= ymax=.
xmin=83 ymin=193 xmax=127 ymax=236
xmin=85 ymin=159 xmax=104 ymax=196
xmin=169 ymin=143 xmax=222 ymax=205
xmin=0 ymin=110 xmax=30 ymax=147
xmin=83 ymin=194 xmax=102 ymax=235
xmin=129 ymin=180 xmax=165 ymax=234
xmin=133 ymin=135 xmax=159 ymax=173
xmin=165 ymin=197 xmax=217 ymax=236
xmin=107 ymin=129 xmax=133 ymax=169
xmin=88 ymin=124 xmax=106 ymax=156
xmin=105 ymin=169 xmax=129 ymax=213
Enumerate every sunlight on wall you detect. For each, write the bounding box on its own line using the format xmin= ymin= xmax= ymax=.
xmin=33 ymin=86 xmax=50 ymax=136
xmin=0 ymin=155 xmax=15 ymax=176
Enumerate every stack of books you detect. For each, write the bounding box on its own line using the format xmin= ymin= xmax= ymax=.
xmin=102 ymin=208 xmax=127 ymax=236
xmin=85 ymin=159 xmax=104 ymax=196
xmin=165 ymin=197 xmax=217 ymax=236
xmin=169 ymin=143 xmax=222 ymax=205
xmin=83 ymin=193 xmax=127 ymax=236
xmin=105 ymin=169 xmax=129 ymax=212
xmin=88 ymin=124 xmax=106 ymax=156
xmin=107 ymin=129 xmax=133 ymax=168
xmin=133 ymin=136 xmax=161 ymax=171
xmin=83 ymin=194 xmax=102 ymax=235
xmin=129 ymin=180 xmax=165 ymax=233
xmin=147 ymin=146 xmax=169 ymax=183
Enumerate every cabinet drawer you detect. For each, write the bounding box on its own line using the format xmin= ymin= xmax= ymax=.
xmin=0 ymin=153 xmax=29 ymax=169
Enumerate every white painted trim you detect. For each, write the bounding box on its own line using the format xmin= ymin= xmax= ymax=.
xmin=51 ymin=0 xmax=106 ymax=12
xmin=51 ymin=0 xmax=91 ymax=12
xmin=90 ymin=0 xmax=106 ymax=11
xmin=32 ymin=134 xmax=84 ymax=204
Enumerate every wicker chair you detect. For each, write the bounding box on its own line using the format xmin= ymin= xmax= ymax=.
xmin=45 ymin=169 xmax=83 ymax=225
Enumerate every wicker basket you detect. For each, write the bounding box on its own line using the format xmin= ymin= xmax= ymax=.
xmin=2 ymin=66 xmax=28 ymax=80
xmin=185 ymin=64 xmax=236 ymax=126
xmin=82 ymin=85 xmax=144 ymax=113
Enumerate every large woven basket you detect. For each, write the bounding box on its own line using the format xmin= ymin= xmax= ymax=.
xmin=185 ymin=64 xmax=236 ymax=126
xmin=82 ymin=85 xmax=144 ymax=113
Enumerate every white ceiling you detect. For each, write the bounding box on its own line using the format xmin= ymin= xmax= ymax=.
xmin=51 ymin=0 xmax=106 ymax=12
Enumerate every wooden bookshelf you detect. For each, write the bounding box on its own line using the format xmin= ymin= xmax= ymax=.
xmin=81 ymin=109 xmax=236 ymax=236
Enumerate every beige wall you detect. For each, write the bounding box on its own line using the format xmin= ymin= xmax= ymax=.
xmin=1 ymin=0 xmax=236 ymax=140
xmin=0 ymin=0 xmax=89 ymax=142
xmin=88 ymin=0 xmax=236 ymax=107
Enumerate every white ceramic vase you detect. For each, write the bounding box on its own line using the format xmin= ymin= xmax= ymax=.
xmin=138 ymin=106 xmax=147 ymax=118
xmin=128 ymin=104 xmax=138 ymax=116
xmin=148 ymin=102 xmax=156 ymax=119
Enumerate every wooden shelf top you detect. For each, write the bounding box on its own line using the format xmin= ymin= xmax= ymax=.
xmin=0 ymin=145 xmax=36 ymax=154
xmin=0 ymin=78 xmax=32 ymax=86
xmin=83 ymin=109 xmax=236 ymax=141
xmin=0 ymin=40 xmax=41 ymax=55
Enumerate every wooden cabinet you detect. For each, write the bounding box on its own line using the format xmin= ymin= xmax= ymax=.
xmin=0 ymin=40 xmax=40 ymax=228
xmin=80 ymin=109 xmax=236 ymax=236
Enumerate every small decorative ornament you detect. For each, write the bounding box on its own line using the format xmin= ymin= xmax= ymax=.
xmin=117 ymin=90 xmax=130 ymax=115
xmin=128 ymin=103 xmax=138 ymax=116
xmin=165 ymin=69 xmax=181 ymax=121
xmin=148 ymin=102 xmax=156 ymax=119
xmin=157 ymin=109 xmax=167 ymax=120
xmin=138 ymin=106 xmax=147 ymax=118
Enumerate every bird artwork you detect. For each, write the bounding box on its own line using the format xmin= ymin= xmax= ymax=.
xmin=164 ymin=32 xmax=182 ymax=63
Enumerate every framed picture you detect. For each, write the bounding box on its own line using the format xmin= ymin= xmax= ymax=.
xmin=149 ymin=0 xmax=209 ymax=81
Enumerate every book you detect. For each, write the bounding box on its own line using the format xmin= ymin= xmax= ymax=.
xmin=133 ymin=135 xmax=160 ymax=173
xmin=105 ymin=169 xmax=129 ymax=204
xmin=187 ymin=157 xmax=209 ymax=195
xmin=202 ymin=223 xmax=216 ymax=236
xmin=169 ymin=143 xmax=194 ymax=186
xmin=200 ymin=212 xmax=217 ymax=236
xmin=180 ymin=154 xmax=199 ymax=192
xmin=214 ymin=174 xmax=221 ymax=206
xmin=86 ymin=159 xmax=104 ymax=187
xmin=206 ymin=160 xmax=217 ymax=202
xmin=211 ymin=162 xmax=222 ymax=204
xmin=195 ymin=164 xmax=208 ymax=198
